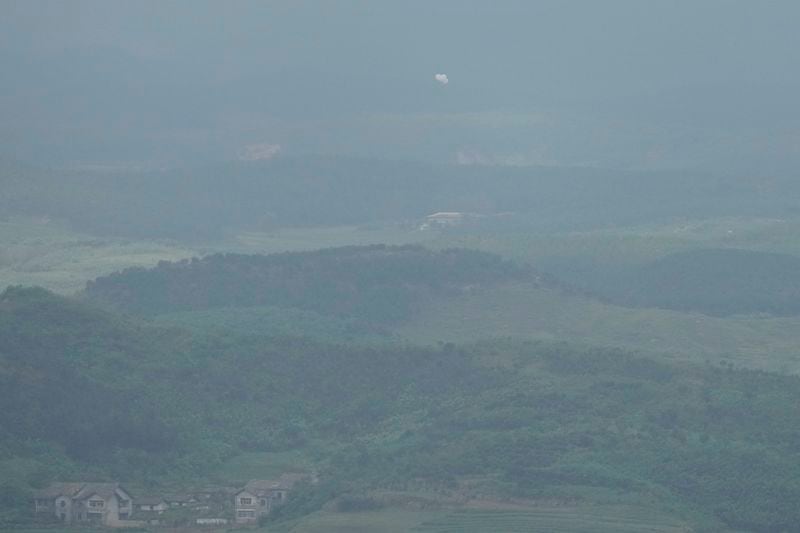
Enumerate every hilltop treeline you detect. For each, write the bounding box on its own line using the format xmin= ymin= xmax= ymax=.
xmin=4 ymin=286 xmax=800 ymax=530
xmin=84 ymin=245 xmax=536 ymax=322
xmin=3 ymin=157 xmax=799 ymax=239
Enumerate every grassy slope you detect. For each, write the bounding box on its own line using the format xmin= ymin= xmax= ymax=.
xmin=155 ymin=281 xmax=800 ymax=374
xmin=395 ymin=282 xmax=800 ymax=373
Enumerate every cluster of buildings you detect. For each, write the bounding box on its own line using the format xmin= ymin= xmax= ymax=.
xmin=418 ymin=211 xmax=513 ymax=231
xmin=419 ymin=211 xmax=467 ymax=231
xmin=33 ymin=473 xmax=312 ymax=528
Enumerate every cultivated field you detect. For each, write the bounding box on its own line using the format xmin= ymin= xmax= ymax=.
xmin=265 ymin=504 xmax=695 ymax=533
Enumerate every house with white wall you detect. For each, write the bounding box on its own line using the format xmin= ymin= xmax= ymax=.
xmin=34 ymin=482 xmax=134 ymax=527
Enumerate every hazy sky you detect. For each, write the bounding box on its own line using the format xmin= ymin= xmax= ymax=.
xmin=1 ymin=1 xmax=799 ymax=170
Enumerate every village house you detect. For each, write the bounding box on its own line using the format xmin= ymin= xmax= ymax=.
xmin=233 ymin=473 xmax=311 ymax=524
xmin=34 ymin=482 xmax=134 ymax=527
xmin=133 ymin=495 xmax=168 ymax=514
xmin=165 ymin=493 xmax=197 ymax=507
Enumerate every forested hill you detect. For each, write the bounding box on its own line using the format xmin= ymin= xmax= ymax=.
xmin=0 ymin=286 xmax=186 ymax=466
xmin=600 ymin=248 xmax=800 ymax=317
xmin=3 ymin=157 xmax=800 ymax=239
xmin=7 ymin=286 xmax=800 ymax=530
xmin=84 ymin=245 xmax=538 ymax=320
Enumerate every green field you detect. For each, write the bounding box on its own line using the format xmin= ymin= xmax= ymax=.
xmin=412 ymin=507 xmax=690 ymax=533
xmin=232 ymin=225 xmax=431 ymax=255
xmin=0 ymin=218 xmax=198 ymax=294
xmin=0 ymin=506 xmax=704 ymax=533
xmin=265 ymin=509 xmax=445 ymax=533
xmin=0 ymin=219 xmax=430 ymax=294
xmin=262 ymin=504 xmax=695 ymax=533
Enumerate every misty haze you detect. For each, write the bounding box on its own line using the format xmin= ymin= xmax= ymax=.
xmin=2 ymin=1 xmax=800 ymax=532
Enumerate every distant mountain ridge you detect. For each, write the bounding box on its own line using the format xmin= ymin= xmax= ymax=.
xmin=3 ymin=157 xmax=800 ymax=239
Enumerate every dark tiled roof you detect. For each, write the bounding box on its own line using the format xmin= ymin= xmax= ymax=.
xmin=74 ymin=482 xmax=125 ymax=501
xmin=34 ymin=482 xmax=85 ymax=499
xmin=165 ymin=493 xmax=194 ymax=503
xmin=134 ymin=496 xmax=167 ymax=506
xmin=195 ymin=486 xmax=238 ymax=495
xmin=241 ymin=479 xmax=279 ymax=497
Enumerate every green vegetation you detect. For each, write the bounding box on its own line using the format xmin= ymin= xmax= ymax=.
xmin=232 ymin=225 xmax=431 ymax=255
xmin=84 ymin=245 xmax=537 ymax=322
xmin=411 ymin=506 xmax=689 ymax=533
xmin=264 ymin=509 xmax=445 ymax=533
xmin=259 ymin=504 xmax=690 ymax=533
xmin=603 ymin=248 xmax=800 ymax=316
xmin=395 ymin=282 xmax=800 ymax=373
xmin=155 ymin=306 xmax=388 ymax=342
xmin=270 ymin=507 xmax=687 ymax=533
xmin=435 ymin=216 xmax=800 ymax=266
xmin=435 ymin=217 xmax=800 ymax=318
xmin=0 ymin=217 xmax=429 ymax=295
xmin=6 ymin=277 xmax=800 ymax=530
xmin=211 ymin=451 xmax=313 ymax=485
xmin=0 ymin=218 xmax=197 ymax=294
xmin=5 ymin=157 xmax=800 ymax=240
xmin=8 ymin=209 xmax=800 ymax=530
xmin=5 ymin=8 xmax=800 ymax=531
xmin=91 ymin=244 xmax=800 ymax=373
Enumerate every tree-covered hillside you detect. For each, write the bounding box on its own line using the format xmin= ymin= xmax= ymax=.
xmin=0 ymin=291 xmax=165 ymax=457
xmin=5 ymin=285 xmax=800 ymax=530
xmin=84 ymin=245 xmax=538 ymax=322
xmin=585 ymin=248 xmax=800 ymax=317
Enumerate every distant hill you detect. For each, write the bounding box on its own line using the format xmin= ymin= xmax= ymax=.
xmin=84 ymin=245 xmax=800 ymax=371
xmin=83 ymin=245 xmax=539 ymax=322
xmin=4 ymin=157 xmax=800 ymax=239
xmin=603 ymin=248 xmax=800 ymax=316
